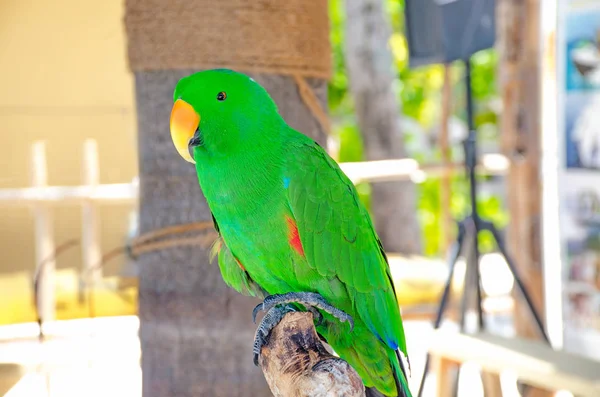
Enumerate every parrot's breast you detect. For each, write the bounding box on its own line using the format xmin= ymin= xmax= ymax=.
xmin=198 ymin=162 xmax=306 ymax=295
xmin=217 ymin=200 xmax=306 ymax=295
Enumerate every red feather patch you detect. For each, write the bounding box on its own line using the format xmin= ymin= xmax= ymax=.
xmin=234 ymin=257 xmax=246 ymax=271
xmin=286 ymin=216 xmax=305 ymax=257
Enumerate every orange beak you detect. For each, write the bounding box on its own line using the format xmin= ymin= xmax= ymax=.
xmin=170 ymin=99 xmax=200 ymax=164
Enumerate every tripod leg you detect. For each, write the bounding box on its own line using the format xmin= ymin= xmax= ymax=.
xmin=451 ymin=219 xmax=480 ymax=397
xmin=473 ymin=228 xmax=485 ymax=330
xmin=462 ymin=57 xmax=485 ymax=332
xmin=463 ymin=217 xmax=485 ymax=331
xmin=434 ymin=223 xmax=467 ymax=330
xmin=458 ymin=218 xmax=478 ymax=332
xmin=478 ymin=223 xmax=550 ymax=397
xmin=417 ymin=223 xmax=467 ymax=397
xmin=483 ymin=221 xmax=550 ymax=343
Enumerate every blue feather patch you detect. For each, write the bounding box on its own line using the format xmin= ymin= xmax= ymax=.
xmin=283 ymin=177 xmax=291 ymax=189
xmin=387 ymin=338 xmax=399 ymax=350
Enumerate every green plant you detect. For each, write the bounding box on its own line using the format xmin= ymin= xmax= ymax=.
xmin=328 ymin=0 xmax=508 ymax=256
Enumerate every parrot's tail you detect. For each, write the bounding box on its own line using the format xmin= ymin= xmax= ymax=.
xmin=388 ymin=349 xmax=413 ymax=397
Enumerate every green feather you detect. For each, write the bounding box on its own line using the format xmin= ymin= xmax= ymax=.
xmin=285 ymin=138 xmax=411 ymax=396
xmin=172 ymin=69 xmax=412 ymax=397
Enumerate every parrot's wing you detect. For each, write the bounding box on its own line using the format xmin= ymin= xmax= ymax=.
xmin=210 ymin=213 xmax=266 ymax=298
xmin=285 ymin=139 xmax=408 ymax=357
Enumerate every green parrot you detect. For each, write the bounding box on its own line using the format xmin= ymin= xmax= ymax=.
xmin=169 ymin=69 xmax=412 ymax=397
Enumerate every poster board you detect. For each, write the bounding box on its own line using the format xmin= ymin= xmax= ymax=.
xmin=543 ymin=0 xmax=600 ymax=359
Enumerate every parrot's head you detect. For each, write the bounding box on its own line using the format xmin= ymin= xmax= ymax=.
xmin=169 ymin=69 xmax=282 ymax=164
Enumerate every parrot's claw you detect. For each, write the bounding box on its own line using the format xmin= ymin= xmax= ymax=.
xmin=252 ymin=293 xmax=354 ymax=366
xmin=253 ymin=304 xmax=297 ymax=366
xmin=251 ymin=292 xmax=354 ymax=330
xmin=308 ymin=306 xmax=324 ymax=326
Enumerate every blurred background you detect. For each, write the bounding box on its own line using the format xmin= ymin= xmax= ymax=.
xmin=0 ymin=0 xmax=599 ymax=396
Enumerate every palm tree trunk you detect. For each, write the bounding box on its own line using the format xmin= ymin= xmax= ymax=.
xmin=344 ymin=0 xmax=422 ymax=255
xmin=133 ymin=70 xmax=327 ymax=397
xmin=126 ymin=0 xmax=330 ymax=392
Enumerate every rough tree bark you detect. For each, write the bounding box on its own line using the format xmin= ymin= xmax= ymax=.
xmin=258 ymin=312 xmax=365 ymax=397
xmin=343 ymin=0 xmax=422 ymax=255
xmin=497 ymin=0 xmax=551 ymax=396
xmin=126 ymin=0 xmax=334 ymax=393
xmin=497 ymin=0 xmax=545 ymax=342
xmin=134 ymin=70 xmax=268 ymax=397
xmin=134 ymin=71 xmax=328 ymax=397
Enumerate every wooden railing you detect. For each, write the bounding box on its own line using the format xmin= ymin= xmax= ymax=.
xmin=0 ymin=140 xmax=509 ymax=323
xmin=0 ymin=140 xmax=137 ymax=324
xmin=429 ymin=329 xmax=600 ymax=397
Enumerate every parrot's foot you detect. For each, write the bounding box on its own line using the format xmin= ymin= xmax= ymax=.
xmin=252 ymin=292 xmax=354 ymax=366
xmin=252 ymin=304 xmax=295 ymax=366
xmin=252 ymin=292 xmax=354 ymax=329
xmin=251 ymin=303 xmax=328 ymax=366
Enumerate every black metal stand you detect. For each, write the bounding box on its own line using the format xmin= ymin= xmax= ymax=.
xmin=416 ymin=58 xmax=551 ymax=397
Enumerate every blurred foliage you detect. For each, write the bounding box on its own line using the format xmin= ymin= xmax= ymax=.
xmin=328 ymin=0 xmax=508 ymax=256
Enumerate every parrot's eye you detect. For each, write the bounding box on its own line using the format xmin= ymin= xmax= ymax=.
xmin=217 ymin=92 xmax=227 ymax=101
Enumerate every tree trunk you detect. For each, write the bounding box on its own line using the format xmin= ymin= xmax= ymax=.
xmin=134 ymin=70 xmax=327 ymax=397
xmin=497 ymin=0 xmax=549 ymax=396
xmin=126 ymin=0 xmax=331 ymax=393
xmin=497 ymin=0 xmax=545 ymax=338
xmin=343 ymin=0 xmax=422 ymax=254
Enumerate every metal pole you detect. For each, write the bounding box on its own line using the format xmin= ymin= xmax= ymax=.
xmin=463 ymin=59 xmax=484 ymax=329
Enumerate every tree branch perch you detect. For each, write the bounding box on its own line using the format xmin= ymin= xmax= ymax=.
xmin=257 ymin=311 xmax=366 ymax=397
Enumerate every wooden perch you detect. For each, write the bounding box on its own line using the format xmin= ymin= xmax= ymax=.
xmin=257 ymin=311 xmax=366 ymax=397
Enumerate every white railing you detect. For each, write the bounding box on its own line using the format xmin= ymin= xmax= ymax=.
xmin=2 ymin=140 xmax=138 ymax=323
xmin=0 ymin=140 xmax=509 ymax=322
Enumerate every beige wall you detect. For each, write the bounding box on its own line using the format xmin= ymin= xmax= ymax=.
xmin=0 ymin=0 xmax=139 ymax=321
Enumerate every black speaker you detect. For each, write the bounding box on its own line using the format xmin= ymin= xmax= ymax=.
xmin=404 ymin=0 xmax=496 ymax=68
